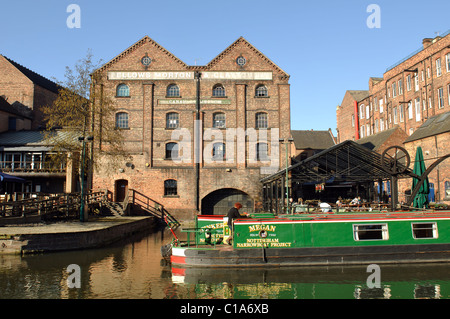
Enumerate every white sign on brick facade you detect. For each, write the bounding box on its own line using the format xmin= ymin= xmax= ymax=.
xmin=107 ymin=71 xmax=272 ymax=81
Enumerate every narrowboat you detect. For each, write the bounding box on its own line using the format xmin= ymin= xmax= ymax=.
xmin=165 ymin=211 xmax=450 ymax=268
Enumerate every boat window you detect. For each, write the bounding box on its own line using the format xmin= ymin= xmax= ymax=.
xmin=412 ymin=223 xmax=438 ymax=239
xmin=353 ymin=224 xmax=388 ymax=241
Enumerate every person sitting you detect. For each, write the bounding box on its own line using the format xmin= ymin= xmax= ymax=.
xmin=225 ymin=202 xmax=247 ymax=245
xmin=351 ymin=196 xmax=361 ymax=205
xmin=319 ymin=202 xmax=332 ymax=213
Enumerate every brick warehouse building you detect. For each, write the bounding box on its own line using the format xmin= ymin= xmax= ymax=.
xmin=92 ymin=36 xmax=291 ymax=220
xmin=336 ymin=31 xmax=450 ymax=204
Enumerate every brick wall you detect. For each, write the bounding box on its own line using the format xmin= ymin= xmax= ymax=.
xmin=92 ymin=37 xmax=290 ymax=220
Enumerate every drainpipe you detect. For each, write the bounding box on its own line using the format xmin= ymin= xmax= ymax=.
xmin=194 ymin=71 xmax=201 ymax=213
xmin=354 ymin=100 xmax=360 ymax=140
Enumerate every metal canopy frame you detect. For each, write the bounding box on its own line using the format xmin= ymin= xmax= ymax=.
xmin=261 ymin=140 xmax=414 ymax=213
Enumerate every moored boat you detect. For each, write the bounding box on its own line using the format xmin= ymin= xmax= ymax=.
xmin=167 ymin=210 xmax=450 ymax=268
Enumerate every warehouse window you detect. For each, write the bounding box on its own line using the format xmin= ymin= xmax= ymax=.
xmin=212 ymin=112 xmax=226 ymax=128
xmin=255 ymin=112 xmax=268 ymax=129
xmin=115 ymin=112 xmax=129 ymax=129
xmin=164 ymin=179 xmax=177 ymax=196
xmin=353 ymin=224 xmax=389 ymax=241
xmin=116 ymin=84 xmax=130 ymax=97
xmin=165 ymin=142 xmax=179 ymax=160
xmin=212 ymin=142 xmax=226 ymax=161
xmin=255 ymin=85 xmax=268 ymax=97
xmin=166 ymin=84 xmax=180 ymax=97
xmin=166 ymin=112 xmax=179 ymax=129
xmin=256 ymin=142 xmax=269 ymax=161
xmin=412 ymin=223 xmax=438 ymax=239
xmin=212 ymin=84 xmax=226 ymax=97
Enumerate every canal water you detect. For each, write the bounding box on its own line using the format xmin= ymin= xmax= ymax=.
xmin=1 ymin=227 xmax=450 ymax=299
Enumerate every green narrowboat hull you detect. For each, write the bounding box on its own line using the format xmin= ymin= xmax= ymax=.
xmin=170 ymin=211 xmax=450 ymax=268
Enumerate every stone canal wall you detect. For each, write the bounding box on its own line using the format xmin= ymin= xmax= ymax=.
xmin=0 ymin=217 xmax=157 ymax=254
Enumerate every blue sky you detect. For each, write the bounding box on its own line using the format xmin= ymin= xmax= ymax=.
xmin=1 ymin=0 xmax=449 ymax=134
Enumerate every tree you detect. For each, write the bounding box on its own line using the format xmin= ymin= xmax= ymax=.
xmin=42 ymin=50 xmax=127 ymax=191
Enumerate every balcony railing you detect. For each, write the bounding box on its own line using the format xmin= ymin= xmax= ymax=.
xmin=0 ymin=161 xmax=66 ymax=173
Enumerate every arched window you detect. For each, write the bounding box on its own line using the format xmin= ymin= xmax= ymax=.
xmin=212 ymin=112 xmax=226 ymax=128
xmin=256 ymin=142 xmax=269 ymax=161
xmin=165 ymin=142 xmax=179 ymax=159
xmin=255 ymin=85 xmax=268 ymax=97
xmin=212 ymin=142 xmax=226 ymax=161
xmin=115 ymin=112 xmax=129 ymax=129
xmin=212 ymin=84 xmax=226 ymax=97
xmin=166 ymin=112 xmax=179 ymax=129
xmin=164 ymin=179 xmax=177 ymax=196
xmin=255 ymin=112 xmax=268 ymax=129
xmin=116 ymin=84 xmax=130 ymax=97
xmin=166 ymin=84 xmax=180 ymax=97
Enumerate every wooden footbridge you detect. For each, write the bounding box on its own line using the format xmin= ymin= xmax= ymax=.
xmin=0 ymin=189 xmax=180 ymax=227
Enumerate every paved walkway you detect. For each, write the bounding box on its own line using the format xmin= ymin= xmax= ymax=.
xmin=0 ymin=217 xmax=151 ymax=235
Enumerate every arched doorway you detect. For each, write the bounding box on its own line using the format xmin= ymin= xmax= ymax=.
xmin=201 ymin=188 xmax=254 ymax=215
xmin=115 ymin=179 xmax=128 ymax=202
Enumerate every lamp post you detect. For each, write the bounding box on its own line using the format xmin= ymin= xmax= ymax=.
xmin=279 ymin=137 xmax=294 ymax=214
xmin=78 ymin=136 xmax=94 ymax=222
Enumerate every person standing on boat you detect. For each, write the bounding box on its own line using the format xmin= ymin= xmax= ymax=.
xmin=226 ymin=202 xmax=247 ymax=245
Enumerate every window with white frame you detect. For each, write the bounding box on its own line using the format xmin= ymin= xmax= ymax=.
xmin=436 ymin=58 xmax=442 ymax=77
xmin=414 ymin=73 xmax=419 ymax=91
xmin=438 ymin=87 xmax=444 ymax=109
xmin=399 ymin=105 xmax=404 ymax=122
xmin=398 ymin=79 xmax=403 ymax=95
xmin=353 ymin=224 xmax=389 ymax=241
xmin=415 ymin=98 xmax=421 ymax=122
xmin=429 ymin=97 xmax=433 ymax=109
xmin=380 ymin=118 xmax=384 ymax=131
xmin=359 ymin=104 xmax=365 ymax=119
xmin=392 ymin=82 xmax=397 ymax=97
xmin=409 ymin=127 xmax=414 ymax=135
xmin=446 ymin=53 xmax=450 ymax=72
xmin=406 ymin=75 xmax=412 ymax=91
xmin=379 ymin=98 xmax=383 ymax=113
xmin=351 ymin=114 xmax=355 ymax=127
xmin=408 ymin=101 xmax=413 ymax=119
xmin=393 ymin=106 xmax=398 ymax=124
xmin=375 ymin=119 xmax=379 ymax=133
xmin=360 ymin=125 xmax=365 ymax=138
xmin=366 ymin=104 xmax=369 ymax=119
xmin=412 ymin=223 xmax=438 ymax=239
xmin=448 ymin=84 xmax=450 ymax=105
xmin=374 ymin=97 xmax=378 ymax=111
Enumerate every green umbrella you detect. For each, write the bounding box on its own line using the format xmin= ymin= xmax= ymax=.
xmin=411 ymin=146 xmax=429 ymax=209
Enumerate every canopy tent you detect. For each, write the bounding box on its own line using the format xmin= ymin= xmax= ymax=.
xmin=261 ymin=140 xmax=414 ymax=214
xmin=0 ymin=172 xmax=25 ymax=183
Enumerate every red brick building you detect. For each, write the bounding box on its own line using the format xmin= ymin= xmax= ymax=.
xmin=336 ymin=32 xmax=450 ymax=204
xmin=0 ymin=55 xmax=59 ymax=129
xmin=92 ymin=36 xmax=291 ymax=220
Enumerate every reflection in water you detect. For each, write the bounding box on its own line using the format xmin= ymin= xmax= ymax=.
xmin=0 ymin=228 xmax=450 ymax=299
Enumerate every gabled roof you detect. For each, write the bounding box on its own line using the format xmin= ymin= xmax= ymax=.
xmin=0 ymin=96 xmax=32 ymax=119
xmin=1 ymin=55 xmax=60 ymax=94
xmin=95 ymin=36 xmax=289 ymax=77
xmin=204 ymin=36 xmax=289 ymax=77
xmin=291 ymin=130 xmax=335 ymax=150
xmin=356 ymin=127 xmax=400 ymax=151
xmin=96 ymin=36 xmax=188 ymax=73
xmin=347 ymin=90 xmax=370 ymax=102
xmin=404 ymin=111 xmax=450 ymax=143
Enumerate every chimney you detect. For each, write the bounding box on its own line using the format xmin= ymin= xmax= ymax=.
xmin=422 ymin=38 xmax=432 ymax=49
